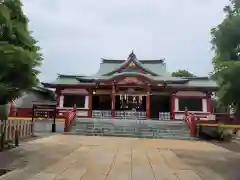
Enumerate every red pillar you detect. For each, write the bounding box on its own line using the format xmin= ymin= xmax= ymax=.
xmin=146 ymin=85 xmax=150 ymax=119
xmin=111 ymin=83 xmax=116 ymax=119
xmin=88 ymin=89 xmax=93 ymax=118
xmin=171 ymin=93 xmax=176 ymax=120
xmin=207 ymin=92 xmax=213 ymax=113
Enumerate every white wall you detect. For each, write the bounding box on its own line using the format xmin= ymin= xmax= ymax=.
xmin=202 ymin=98 xmax=207 ymax=112
xmin=175 ymin=113 xmax=185 ymax=120
xmin=84 ymin=96 xmax=89 ymax=109
xmin=76 ymin=111 xmax=88 ymax=116
xmin=59 ymin=95 xmax=64 ymax=107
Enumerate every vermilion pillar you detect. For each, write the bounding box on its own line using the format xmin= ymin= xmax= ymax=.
xmin=88 ymin=89 xmax=93 ymax=118
xmin=111 ymin=83 xmax=116 ymax=119
xmin=146 ymin=85 xmax=150 ymax=119
xmin=171 ymin=93 xmax=176 ymax=120
xmin=207 ymin=92 xmax=213 ymax=113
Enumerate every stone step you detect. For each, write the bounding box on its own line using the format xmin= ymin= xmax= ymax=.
xmin=74 ymin=122 xmax=188 ymax=128
xmin=67 ymin=131 xmax=195 ymax=140
xmin=72 ymin=126 xmax=189 ymax=134
xmin=72 ymin=128 xmax=191 ymax=137
xmin=73 ymin=128 xmax=189 ymax=134
xmin=73 ymin=123 xmax=188 ymax=128
xmin=75 ymin=118 xmax=186 ymax=125
xmin=71 ymin=118 xmax=193 ymax=140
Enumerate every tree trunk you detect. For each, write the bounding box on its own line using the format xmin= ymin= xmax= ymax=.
xmin=0 ymin=104 xmax=9 ymax=120
xmin=0 ymin=104 xmax=9 ymax=151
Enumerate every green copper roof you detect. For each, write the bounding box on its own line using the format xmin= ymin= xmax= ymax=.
xmin=43 ymin=76 xmax=94 ymax=86
xmin=170 ymin=77 xmax=217 ymax=88
xmin=95 ymin=53 xmax=168 ymax=76
xmin=42 ymin=74 xmax=217 ymax=89
xmin=42 ymin=53 xmax=218 ymax=89
xmin=74 ymin=72 xmax=186 ymax=83
xmin=94 ymin=60 xmax=168 ymax=76
xmin=51 ymin=77 xmax=80 ymax=85
xmin=186 ymin=78 xmax=217 ymax=87
xmin=95 ymin=61 xmax=120 ymax=76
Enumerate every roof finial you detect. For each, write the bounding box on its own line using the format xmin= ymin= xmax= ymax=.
xmin=129 ymin=50 xmax=135 ymax=58
xmin=127 ymin=50 xmax=137 ymax=61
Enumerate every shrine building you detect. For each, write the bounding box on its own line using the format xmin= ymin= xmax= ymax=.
xmin=42 ymin=52 xmax=217 ymax=120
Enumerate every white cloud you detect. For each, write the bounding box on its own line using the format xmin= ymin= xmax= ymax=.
xmin=22 ymin=0 xmax=228 ymax=81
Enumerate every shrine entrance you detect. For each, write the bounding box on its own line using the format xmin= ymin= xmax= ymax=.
xmin=115 ymin=94 xmax=146 ymax=111
xmin=115 ymin=86 xmax=147 ymax=112
xmin=150 ymin=95 xmax=171 ymax=120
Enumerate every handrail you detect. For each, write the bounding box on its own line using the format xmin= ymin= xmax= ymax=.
xmin=64 ymin=106 xmax=77 ymax=132
xmin=184 ymin=109 xmax=197 ymax=137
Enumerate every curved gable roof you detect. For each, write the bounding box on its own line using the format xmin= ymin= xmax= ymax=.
xmin=101 ymin=52 xmax=161 ymax=76
xmin=95 ymin=52 xmax=167 ymax=76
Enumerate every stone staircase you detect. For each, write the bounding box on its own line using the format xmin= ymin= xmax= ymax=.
xmin=70 ymin=118 xmax=196 ymax=140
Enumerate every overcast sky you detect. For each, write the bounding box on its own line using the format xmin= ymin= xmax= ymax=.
xmin=22 ymin=0 xmax=228 ymax=81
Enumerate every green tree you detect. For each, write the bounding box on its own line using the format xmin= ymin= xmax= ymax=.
xmin=171 ymin=69 xmax=196 ymax=77
xmin=0 ymin=0 xmax=42 ymax=107
xmin=211 ymin=0 xmax=240 ymax=116
xmin=0 ymin=0 xmax=42 ymax=149
xmin=216 ymin=62 xmax=240 ymax=115
xmin=211 ymin=0 xmax=240 ymax=72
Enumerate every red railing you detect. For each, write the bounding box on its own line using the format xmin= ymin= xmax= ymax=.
xmin=64 ymin=106 xmax=77 ymax=132
xmin=184 ymin=109 xmax=197 ymax=137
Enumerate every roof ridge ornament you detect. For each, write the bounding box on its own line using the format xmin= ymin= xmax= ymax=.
xmin=129 ymin=61 xmax=136 ymax=68
xmin=127 ymin=50 xmax=138 ymax=64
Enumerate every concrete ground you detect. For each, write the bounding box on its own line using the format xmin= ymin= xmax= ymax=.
xmin=0 ymin=135 xmax=240 ymax=180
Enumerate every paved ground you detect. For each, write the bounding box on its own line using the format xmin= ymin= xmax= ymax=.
xmin=0 ymin=135 xmax=240 ymax=180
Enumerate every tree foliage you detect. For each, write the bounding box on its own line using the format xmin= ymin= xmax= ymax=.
xmin=0 ymin=0 xmax=42 ymax=104
xmin=216 ymin=62 xmax=240 ymax=114
xmin=171 ymin=69 xmax=196 ymax=77
xmin=211 ymin=0 xmax=240 ymax=72
xmin=211 ymin=0 xmax=240 ymax=115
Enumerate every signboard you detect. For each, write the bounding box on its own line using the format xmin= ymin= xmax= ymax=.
xmin=32 ymin=102 xmax=57 ymax=118
xmin=116 ymin=77 xmax=143 ymax=84
xmin=124 ymin=77 xmax=138 ymax=82
xmin=31 ymin=102 xmax=57 ymax=132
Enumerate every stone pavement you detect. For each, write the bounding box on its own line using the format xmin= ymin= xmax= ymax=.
xmin=0 ymin=135 xmax=239 ymax=180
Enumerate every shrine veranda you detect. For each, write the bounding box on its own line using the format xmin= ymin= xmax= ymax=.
xmin=42 ymin=52 xmax=217 ymax=120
